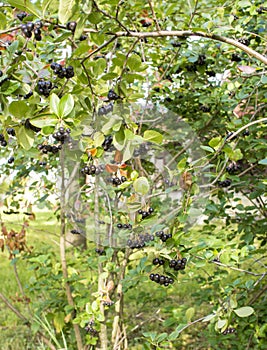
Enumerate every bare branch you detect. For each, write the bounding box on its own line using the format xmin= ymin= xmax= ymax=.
xmin=147 ymin=0 xmax=161 ymax=31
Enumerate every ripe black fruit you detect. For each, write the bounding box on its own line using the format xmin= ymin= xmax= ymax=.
xmin=6 ymin=128 xmax=15 ymax=136
xmin=24 ymin=91 xmax=33 ymax=99
xmin=107 ymin=89 xmax=119 ymax=101
xmin=66 ymin=21 xmax=77 ymax=32
xmin=79 ymin=34 xmax=88 ymax=41
xmin=217 ymin=179 xmax=231 ymax=188
xmin=231 ymin=53 xmax=242 ymax=62
xmin=37 ymin=79 xmax=53 ymax=97
xmin=0 ymin=70 xmax=3 ymax=77
xmin=8 ymin=156 xmax=14 ymax=164
xmin=26 ymin=22 xmax=34 ymax=31
xmin=17 ymin=12 xmax=27 ymax=21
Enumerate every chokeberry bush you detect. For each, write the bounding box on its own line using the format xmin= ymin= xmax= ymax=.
xmin=0 ymin=1 xmax=266 ymax=350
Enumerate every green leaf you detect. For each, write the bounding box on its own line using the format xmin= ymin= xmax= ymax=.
xmin=6 ymin=0 xmax=41 ymax=17
xmin=17 ymin=126 xmax=35 ymax=150
xmin=234 ymin=306 xmax=254 ymax=317
xmin=185 ymin=307 xmax=195 ymax=322
xmin=156 ymin=333 xmax=168 ymax=342
xmin=9 ymin=101 xmax=28 ymax=119
xmin=58 ymin=0 xmax=76 ymax=24
xmin=143 ymin=130 xmax=163 ymax=144
xmin=200 ymin=145 xmax=214 ymax=153
xmin=202 ymin=313 xmax=216 ymax=322
xmin=58 ymin=94 xmax=74 ymax=118
xmin=122 ymin=142 xmax=134 ymax=162
xmin=209 ymin=136 xmax=222 ymax=148
xmin=53 ymin=312 xmax=65 ymax=333
xmin=259 ymin=158 xmax=267 ymax=165
xmin=217 ymin=319 xmax=227 ymax=329
xmin=127 ymin=54 xmax=142 ymax=71
xmin=50 ymin=93 xmax=60 ymax=116
xmin=30 ymin=117 xmax=58 ymax=128
xmin=133 ymin=177 xmax=150 ymax=195
xmin=93 ymin=132 xmax=105 ymax=148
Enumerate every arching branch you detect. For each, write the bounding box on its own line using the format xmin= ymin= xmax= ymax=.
xmin=112 ymin=30 xmax=267 ymax=65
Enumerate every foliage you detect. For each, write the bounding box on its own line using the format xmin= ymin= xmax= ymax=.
xmin=0 ymin=0 xmax=266 ymax=349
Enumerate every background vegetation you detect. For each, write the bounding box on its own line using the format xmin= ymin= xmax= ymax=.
xmin=0 ymin=0 xmax=266 ymax=349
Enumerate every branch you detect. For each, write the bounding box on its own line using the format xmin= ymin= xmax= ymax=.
xmin=211 ymin=260 xmax=266 ymax=277
xmin=0 ymin=291 xmax=29 ymax=323
xmin=147 ymin=0 xmax=161 ymax=31
xmin=81 ymin=36 xmax=117 ymax=63
xmin=112 ymin=30 xmax=267 ymax=65
xmin=59 ymin=147 xmax=84 ymax=350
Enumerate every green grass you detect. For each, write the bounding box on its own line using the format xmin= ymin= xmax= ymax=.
xmin=0 ymin=209 xmax=59 ymax=350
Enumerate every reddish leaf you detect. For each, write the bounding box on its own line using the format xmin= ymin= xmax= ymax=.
xmin=114 ymin=150 xmax=123 ymax=163
xmin=105 ymin=164 xmax=118 ymax=173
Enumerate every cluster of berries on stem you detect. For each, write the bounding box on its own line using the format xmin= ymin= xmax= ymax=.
xmin=149 ymin=274 xmax=174 ymax=286
xmin=21 ymin=21 xmax=43 ymax=40
xmin=127 ymin=233 xmax=154 ymax=249
xmin=169 ymin=257 xmax=187 ymax=271
xmin=50 ymin=62 xmax=74 ymax=79
xmin=155 ymin=230 xmax=172 ymax=242
xmin=138 ymin=207 xmax=154 ymax=220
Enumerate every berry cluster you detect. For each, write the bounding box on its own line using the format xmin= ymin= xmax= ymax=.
xmin=238 ymin=37 xmax=249 ymax=46
xmin=21 ymin=21 xmax=43 ymax=40
xmin=111 ymin=176 xmax=127 ymax=186
xmin=53 ymin=127 xmax=71 ymax=143
xmin=37 ymin=79 xmax=53 ymax=97
xmin=217 ymin=179 xmax=231 ymax=188
xmin=222 ymin=328 xmax=236 ymax=335
xmin=149 ymin=273 xmax=174 ymax=286
xmin=153 ymin=257 xmax=165 ymax=265
xmin=0 ymin=134 xmax=7 ymax=147
xmin=127 ymin=233 xmax=154 ymax=249
xmin=242 ymin=129 xmax=250 ymax=136
xmin=81 ymin=164 xmax=101 ymax=176
xmin=85 ymin=321 xmax=98 ymax=336
xmin=155 ymin=230 xmax=172 ymax=242
xmin=169 ymin=258 xmax=187 ymax=271
xmin=108 ymin=89 xmax=119 ymax=101
xmin=95 ymin=248 xmax=105 ymax=255
xmin=6 ymin=128 xmax=15 ymax=137
xmin=138 ymin=207 xmax=154 ymax=220
xmin=102 ymin=135 xmax=113 ymax=151
xmin=37 ymin=143 xmax=61 ymax=154
xmin=117 ymin=223 xmax=132 ymax=230
xmin=50 ymin=63 xmax=74 ymax=79
xmin=98 ymin=103 xmax=113 ymax=116
xmin=226 ymin=162 xmax=241 ymax=175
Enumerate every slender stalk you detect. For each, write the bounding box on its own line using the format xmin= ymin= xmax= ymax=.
xmin=59 ymin=146 xmax=84 ymax=350
xmin=94 ymin=177 xmax=108 ymax=349
xmin=0 ymin=291 xmax=29 ymax=323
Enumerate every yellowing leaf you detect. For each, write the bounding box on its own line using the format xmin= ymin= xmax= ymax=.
xmin=133 ymin=177 xmax=150 ymax=195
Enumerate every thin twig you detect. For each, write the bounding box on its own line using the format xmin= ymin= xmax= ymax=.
xmin=147 ymin=0 xmax=161 ymax=31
